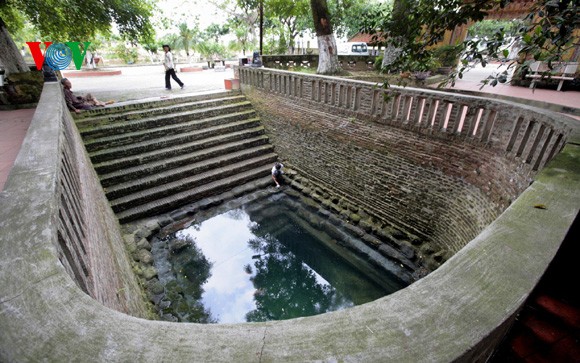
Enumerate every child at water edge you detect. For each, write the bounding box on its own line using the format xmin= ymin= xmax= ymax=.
xmin=271 ymin=162 xmax=284 ymax=188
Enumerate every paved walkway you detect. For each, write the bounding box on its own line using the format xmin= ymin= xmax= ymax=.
xmin=0 ymin=108 xmax=36 ymax=191
xmin=438 ymin=62 xmax=580 ymax=115
xmin=1 ymin=64 xmax=579 ymax=191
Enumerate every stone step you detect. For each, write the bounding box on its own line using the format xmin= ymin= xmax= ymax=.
xmin=79 ymin=101 xmax=252 ymax=139
xmin=76 ymin=94 xmax=248 ymax=130
xmin=116 ymin=167 xmax=274 ymax=223
xmin=110 ymin=153 xmax=278 ymax=212
xmin=89 ymin=119 xmax=263 ymax=164
xmin=93 ymin=130 xmax=268 ymax=175
xmin=73 ymin=90 xmax=238 ymax=120
xmin=99 ymin=136 xmax=271 ymax=186
xmin=84 ymin=109 xmax=256 ymax=152
xmin=104 ymin=145 xmax=275 ymax=199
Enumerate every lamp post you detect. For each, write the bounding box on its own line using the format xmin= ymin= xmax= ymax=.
xmin=259 ymin=0 xmax=263 ymax=56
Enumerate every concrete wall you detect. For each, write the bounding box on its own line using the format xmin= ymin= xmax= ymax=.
xmin=0 ymin=77 xmax=578 ymax=362
xmin=0 ymin=83 xmax=150 ymax=322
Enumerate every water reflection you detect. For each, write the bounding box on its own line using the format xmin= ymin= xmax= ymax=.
xmin=166 ymin=197 xmax=400 ymax=324
xmin=179 ymin=211 xmax=258 ymax=323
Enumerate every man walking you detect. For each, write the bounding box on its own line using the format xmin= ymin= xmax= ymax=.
xmin=162 ymin=44 xmax=184 ymax=90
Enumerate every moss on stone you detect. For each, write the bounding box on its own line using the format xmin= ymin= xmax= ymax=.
xmin=142 ymin=266 xmax=158 ymax=280
xmin=349 ymin=213 xmax=361 ymax=224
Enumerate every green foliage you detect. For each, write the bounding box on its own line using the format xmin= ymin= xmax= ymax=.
xmin=228 ymin=23 xmax=257 ymax=55
xmin=265 ymin=0 xmax=311 ymax=50
xmin=204 ymin=23 xmax=230 ymax=43
xmin=176 ymin=22 xmax=201 ymax=56
xmin=333 ymin=0 xmax=391 ymax=39
xmin=86 ymin=34 xmax=108 ymax=53
xmin=468 ymin=19 xmax=524 ymax=39
xmin=0 ymin=4 xmax=25 ymax=34
xmin=158 ymin=33 xmax=180 ymax=51
xmin=114 ymin=43 xmax=139 ymax=64
xmin=164 ymin=235 xmax=216 ymax=323
xmin=432 ymin=44 xmax=462 ymax=68
xmin=459 ymin=0 xmax=579 ymax=87
xmin=374 ymin=55 xmax=384 ymax=71
xmin=361 ymin=0 xmax=579 ymax=88
xmin=215 ymin=0 xmax=260 ymax=54
xmin=196 ymin=40 xmax=228 ymax=61
xmin=0 ymin=0 xmax=155 ymax=42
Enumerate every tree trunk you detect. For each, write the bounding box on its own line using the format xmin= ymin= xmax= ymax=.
xmin=0 ymin=17 xmax=30 ymax=74
xmin=316 ymin=34 xmax=340 ymax=74
xmin=382 ymin=43 xmax=402 ymax=70
xmin=310 ymin=0 xmax=341 ymax=75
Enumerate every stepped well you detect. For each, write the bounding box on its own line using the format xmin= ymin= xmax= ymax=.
xmin=0 ymin=73 xmax=578 ymax=362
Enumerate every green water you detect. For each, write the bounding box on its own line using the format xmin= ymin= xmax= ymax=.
xmin=153 ymin=194 xmax=407 ymax=323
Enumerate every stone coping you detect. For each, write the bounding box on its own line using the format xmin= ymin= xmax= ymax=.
xmin=0 ymin=82 xmax=578 ymax=362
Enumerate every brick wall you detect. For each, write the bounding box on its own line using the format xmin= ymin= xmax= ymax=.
xmin=239 ymin=67 xmax=570 ymax=254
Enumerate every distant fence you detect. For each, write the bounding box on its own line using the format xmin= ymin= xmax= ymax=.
xmin=261 ymin=54 xmax=377 ymax=71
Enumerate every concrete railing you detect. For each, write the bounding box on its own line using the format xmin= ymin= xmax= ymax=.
xmin=238 ymin=67 xmax=571 ymax=174
xmin=0 ymin=78 xmax=578 ymax=362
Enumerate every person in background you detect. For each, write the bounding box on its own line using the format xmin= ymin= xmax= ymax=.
xmin=61 ymin=78 xmax=112 ymax=113
xmin=162 ymin=44 xmax=184 ymax=90
xmin=271 ymin=162 xmax=284 ymax=188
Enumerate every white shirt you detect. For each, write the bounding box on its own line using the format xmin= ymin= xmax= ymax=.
xmin=272 ymin=164 xmax=284 ymax=175
xmin=164 ymin=51 xmax=174 ymax=70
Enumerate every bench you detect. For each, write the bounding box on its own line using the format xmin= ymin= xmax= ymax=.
xmin=526 ymin=61 xmax=578 ymax=91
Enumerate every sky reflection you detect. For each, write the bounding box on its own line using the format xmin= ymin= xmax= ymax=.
xmin=173 ymin=202 xmax=394 ymax=323
xmin=179 ymin=210 xmax=258 ymax=323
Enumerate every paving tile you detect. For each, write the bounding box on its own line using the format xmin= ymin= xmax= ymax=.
xmin=0 ymin=108 xmax=34 ymax=190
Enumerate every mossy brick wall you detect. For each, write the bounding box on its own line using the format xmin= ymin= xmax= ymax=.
xmin=239 ymin=67 xmax=570 ymax=254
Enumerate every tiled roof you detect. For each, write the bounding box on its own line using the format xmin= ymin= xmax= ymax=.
xmin=348 ymin=32 xmax=385 ymax=45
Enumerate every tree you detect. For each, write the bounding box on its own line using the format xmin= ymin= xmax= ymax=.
xmin=214 ymin=0 xmax=260 ymax=55
xmin=331 ymin=0 xmax=385 ymax=39
xmin=467 ymin=19 xmax=524 ymax=39
xmin=176 ymin=22 xmax=200 ymax=58
xmin=205 ymin=23 xmax=230 ymax=43
xmin=310 ymin=0 xmax=341 ymax=74
xmin=362 ymin=0 xmax=579 ymax=87
xmin=266 ymin=0 xmax=311 ymax=54
xmin=0 ymin=0 xmax=155 ymax=74
xmin=0 ymin=16 xmax=28 ymax=73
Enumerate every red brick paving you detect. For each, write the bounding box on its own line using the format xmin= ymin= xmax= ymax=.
xmin=0 ymin=108 xmax=35 ymax=191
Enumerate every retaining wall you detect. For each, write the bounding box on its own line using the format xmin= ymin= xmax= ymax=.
xmin=238 ymin=67 xmax=571 ymax=255
xmin=0 ymin=77 xmax=578 ymax=362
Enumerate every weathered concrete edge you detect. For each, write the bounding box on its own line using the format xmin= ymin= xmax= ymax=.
xmin=0 ymin=84 xmax=578 ymax=362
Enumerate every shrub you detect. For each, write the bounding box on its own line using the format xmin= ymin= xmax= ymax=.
xmin=433 ymin=45 xmax=462 ymax=68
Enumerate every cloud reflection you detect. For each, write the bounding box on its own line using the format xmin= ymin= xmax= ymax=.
xmin=180 ymin=210 xmax=257 ymax=323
